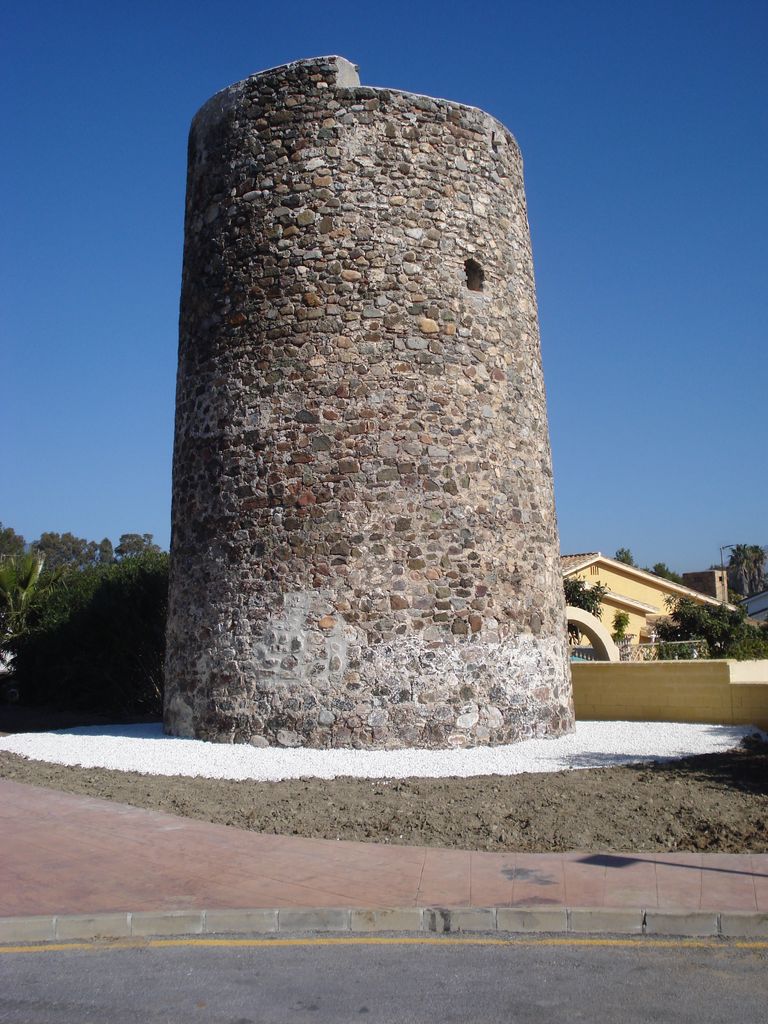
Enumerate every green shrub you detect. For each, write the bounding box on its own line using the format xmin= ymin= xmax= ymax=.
xmin=656 ymin=596 xmax=768 ymax=661
xmin=612 ymin=611 xmax=630 ymax=641
xmin=8 ymin=552 xmax=168 ymax=717
xmin=656 ymin=640 xmax=709 ymax=661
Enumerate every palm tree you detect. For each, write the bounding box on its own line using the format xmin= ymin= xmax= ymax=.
xmin=746 ymin=545 xmax=768 ymax=595
xmin=0 ymin=552 xmax=46 ymax=646
xmin=728 ymin=545 xmax=767 ymax=598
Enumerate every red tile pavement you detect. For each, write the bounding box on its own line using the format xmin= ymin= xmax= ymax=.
xmin=1 ymin=778 xmax=767 ymax=917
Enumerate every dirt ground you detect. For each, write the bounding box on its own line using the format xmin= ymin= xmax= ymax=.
xmin=0 ymin=706 xmax=766 ymax=853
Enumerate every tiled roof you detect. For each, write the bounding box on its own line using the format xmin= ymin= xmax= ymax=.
xmin=560 ymin=553 xmax=599 ymax=571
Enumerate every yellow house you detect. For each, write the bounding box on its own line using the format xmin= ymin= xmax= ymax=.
xmin=561 ymin=552 xmax=731 ymax=646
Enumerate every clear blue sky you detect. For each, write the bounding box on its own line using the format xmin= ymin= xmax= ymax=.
xmin=3 ymin=0 xmax=766 ymax=572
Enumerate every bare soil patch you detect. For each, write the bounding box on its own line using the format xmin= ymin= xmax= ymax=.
xmin=1 ymin=736 xmax=766 ymax=854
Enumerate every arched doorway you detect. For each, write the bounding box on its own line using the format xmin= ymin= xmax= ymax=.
xmin=565 ymin=606 xmax=620 ymax=662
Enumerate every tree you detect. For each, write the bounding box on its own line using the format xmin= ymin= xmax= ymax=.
xmin=727 ymin=545 xmax=766 ymax=598
xmin=0 ymin=523 xmax=26 ymax=560
xmin=650 ymin=562 xmax=684 ymax=585
xmin=32 ymin=532 xmax=113 ymax=571
xmin=612 ymin=611 xmax=630 ymax=642
xmin=8 ymin=551 xmax=168 ymax=716
xmin=97 ymin=538 xmax=114 ymax=564
xmin=614 ymin=548 xmax=636 ymax=566
xmin=564 ymin=578 xmax=606 ymax=618
xmin=115 ymin=533 xmax=161 ymax=560
xmin=656 ymin=596 xmax=768 ymax=660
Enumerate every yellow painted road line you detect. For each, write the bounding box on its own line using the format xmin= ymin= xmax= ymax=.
xmin=1 ymin=936 xmax=767 ymax=955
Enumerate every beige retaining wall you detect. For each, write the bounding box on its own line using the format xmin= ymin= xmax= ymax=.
xmin=572 ymin=659 xmax=768 ymax=730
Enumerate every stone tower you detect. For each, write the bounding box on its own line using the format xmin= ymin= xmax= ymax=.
xmin=164 ymin=56 xmax=573 ymax=748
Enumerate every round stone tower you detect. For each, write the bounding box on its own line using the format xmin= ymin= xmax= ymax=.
xmin=165 ymin=56 xmax=573 ymax=748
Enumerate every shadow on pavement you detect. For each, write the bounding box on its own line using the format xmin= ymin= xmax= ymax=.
xmin=579 ymin=852 xmax=768 ymax=878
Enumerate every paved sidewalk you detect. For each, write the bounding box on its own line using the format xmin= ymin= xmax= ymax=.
xmin=1 ymin=778 xmax=767 ymax=939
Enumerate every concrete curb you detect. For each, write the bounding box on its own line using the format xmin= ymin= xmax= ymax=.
xmin=1 ymin=907 xmax=767 ymax=944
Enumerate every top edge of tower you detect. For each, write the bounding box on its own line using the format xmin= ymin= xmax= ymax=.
xmin=190 ymin=55 xmax=518 ymax=150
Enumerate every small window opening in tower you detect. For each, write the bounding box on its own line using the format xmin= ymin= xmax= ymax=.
xmin=491 ymin=131 xmax=499 ymax=152
xmin=465 ymin=259 xmax=484 ymax=292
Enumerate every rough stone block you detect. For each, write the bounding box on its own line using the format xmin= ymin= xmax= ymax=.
xmin=350 ymin=908 xmax=424 ymax=932
xmin=644 ymin=910 xmax=719 ymax=936
xmin=567 ymin=907 xmax=644 ymax=934
xmin=204 ymin=909 xmax=278 ymax=934
xmin=0 ymin=915 xmax=55 ymax=944
xmin=55 ymin=913 xmax=131 ymax=940
xmin=425 ymin=908 xmax=496 ymax=933
xmin=130 ymin=911 xmax=204 ymax=937
xmin=278 ymin=908 xmax=351 ymax=932
xmin=496 ymin=907 xmax=568 ymax=933
xmin=718 ymin=912 xmax=768 ymax=937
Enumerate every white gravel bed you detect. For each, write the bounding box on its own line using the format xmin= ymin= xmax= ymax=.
xmin=0 ymin=721 xmax=761 ymax=782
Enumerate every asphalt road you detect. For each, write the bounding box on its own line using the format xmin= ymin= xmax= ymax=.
xmin=1 ymin=935 xmax=767 ymax=1024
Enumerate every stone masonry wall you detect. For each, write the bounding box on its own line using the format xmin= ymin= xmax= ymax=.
xmin=164 ymin=56 xmax=574 ymax=748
